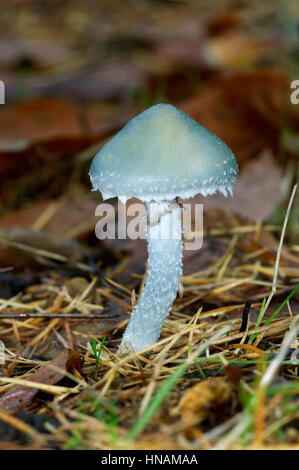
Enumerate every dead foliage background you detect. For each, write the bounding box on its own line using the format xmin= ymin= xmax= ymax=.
xmin=0 ymin=0 xmax=298 ymax=450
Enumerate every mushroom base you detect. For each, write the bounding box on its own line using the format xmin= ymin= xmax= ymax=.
xmin=120 ymin=200 xmax=183 ymax=353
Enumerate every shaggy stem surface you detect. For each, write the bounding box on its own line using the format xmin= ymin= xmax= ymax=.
xmin=120 ymin=200 xmax=183 ymax=352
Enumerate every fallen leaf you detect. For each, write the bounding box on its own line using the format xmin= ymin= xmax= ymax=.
xmin=0 ymin=97 xmax=84 ymax=153
xmin=177 ymin=377 xmax=234 ymax=437
xmin=0 ymin=191 xmax=99 ymax=239
xmin=0 ymin=349 xmax=83 ymax=414
xmin=64 ymin=277 xmax=89 ymax=298
xmin=206 ymin=11 xmax=241 ymax=35
xmin=181 ymin=69 xmax=291 ymax=165
xmin=189 ymin=150 xmax=284 ymax=221
xmin=0 ymin=227 xmax=87 ymax=270
xmin=203 ymin=32 xmax=265 ymax=69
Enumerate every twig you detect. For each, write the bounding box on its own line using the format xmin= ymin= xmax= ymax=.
xmin=0 ymin=313 xmax=114 ymax=319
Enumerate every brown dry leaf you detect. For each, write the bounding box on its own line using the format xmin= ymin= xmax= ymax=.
xmin=177 ymin=377 xmax=234 ymax=436
xmin=0 ymin=97 xmax=85 ymax=153
xmin=181 ymin=69 xmax=291 ymax=165
xmin=154 ymin=32 xmax=264 ymax=71
xmin=64 ymin=277 xmax=89 ymax=298
xmin=206 ymin=11 xmax=241 ymax=35
xmin=226 ymin=150 xmax=283 ymax=220
xmin=203 ymin=32 xmax=265 ymax=69
xmin=0 ymin=97 xmax=103 ymax=180
xmin=0 ymin=349 xmax=83 ymax=414
xmin=190 ymin=150 xmax=283 ymax=221
xmin=0 ymin=191 xmax=99 ymax=239
xmin=0 ymin=227 xmax=87 ymax=270
xmin=178 ymin=377 xmax=233 ymax=426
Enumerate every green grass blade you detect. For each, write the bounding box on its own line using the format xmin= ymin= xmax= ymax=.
xmin=126 ymin=359 xmax=189 ymax=441
xmin=248 ymin=297 xmax=266 ymax=345
xmin=264 ymin=284 xmax=299 ymax=326
xmin=91 ymin=335 xmax=107 ymax=380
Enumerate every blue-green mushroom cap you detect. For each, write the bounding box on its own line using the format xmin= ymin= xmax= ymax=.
xmin=89 ymin=103 xmax=238 ymax=203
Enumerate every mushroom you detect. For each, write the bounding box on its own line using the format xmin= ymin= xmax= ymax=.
xmin=89 ymin=104 xmax=238 ymax=352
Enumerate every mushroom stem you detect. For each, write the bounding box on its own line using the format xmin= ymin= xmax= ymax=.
xmin=120 ymin=200 xmax=183 ymax=352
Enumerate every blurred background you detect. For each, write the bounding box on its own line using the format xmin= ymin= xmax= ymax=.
xmin=0 ymin=0 xmax=298 ymax=283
